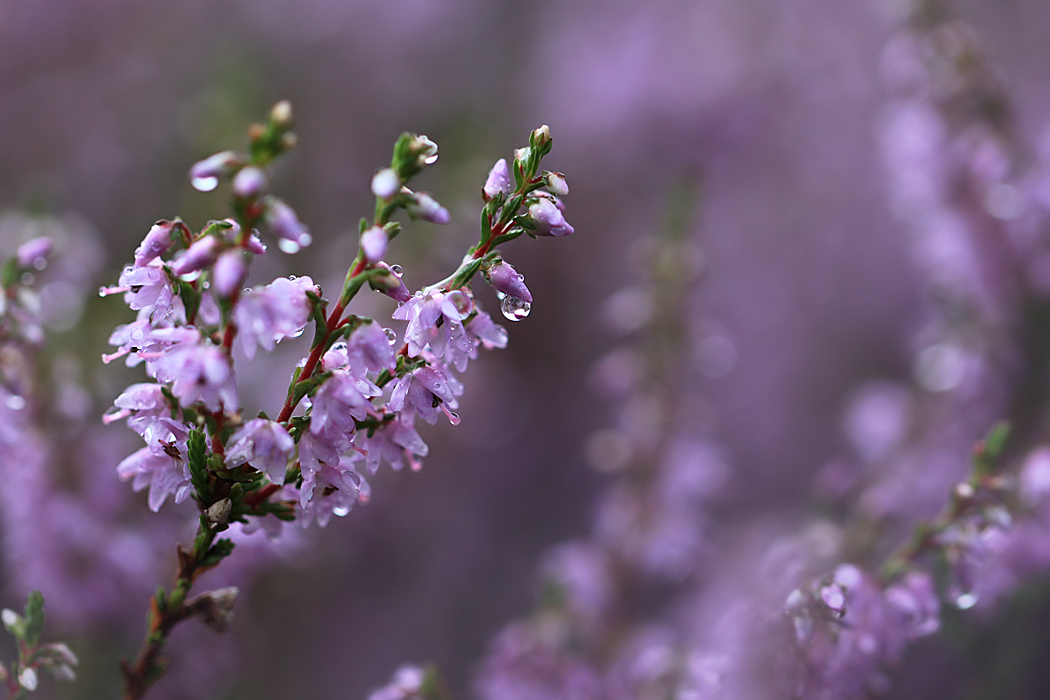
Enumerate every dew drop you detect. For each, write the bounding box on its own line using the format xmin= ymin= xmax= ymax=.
xmin=277 ymin=239 xmax=301 ymax=254
xmin=5 ymin=394 xmax=26 ymax=410
xmin=501 ymin=295 xmax=531 ymax=321
xmin=130 ymin=328 xmax=144 ymax=341
xmin=191 ymin=175 xmax=219 ymax=192
xmin=333 ymin=506 xmax=350 ymax=517
xmin=448 ymin=411 xmax=461 ymax=426
xmin=33 ymin=258 xmax=47 ymax=271
xmin=98 ymin=286 xmax=108 ymax=297
xmin=290 ymin=325 xmax=306 ymax=338
xmin=424 ymin=154 xmax=439 ymax=165
xmin=518 ymin=274 xmax=525 ymax=281
xmin=20 ymin=273 xmax=33 ymax=286
xmin=384 ymin=328 xmax=398 ymax=344
xmin=953 ymin=592 xmax=978 ymax=610
xmin=391 ymin=265 xmax=403 ymax=276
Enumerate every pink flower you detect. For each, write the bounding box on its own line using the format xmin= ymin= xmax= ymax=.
xmin=152 ymin=337 xmax=237 ymax=411
xmin=133 ymin=222 xmax=174 ymax=267
xmin=392 ymin=290 xmax=473 ymax=359
xmin=485 ymin=260 xmax=532 ymax=304
xmin=234 ymin=276 xmax=318 ymax=359
xmin=484 ymin=158 xmax=514 ymax=199
xmin=389 ymin=365 xmax=461 ymax=424
xmin=116 ymin=417 xmax=192 ymax=512
xmin=225 ymin=419 xmax=296 ymax=483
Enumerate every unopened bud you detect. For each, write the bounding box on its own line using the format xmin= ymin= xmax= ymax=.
xmin=232 ymin=166 xmax=267 ymax=199
xmin=371 ymin=168 xmax=401 ymax=199
xmin=485 ymin=260 xmax=532 ymax=304
xmin=407 ymin=192 xmax=450 ymax=225
xmin=205 ymin=498 xmax=232 ymax=527
xmin=369 ymin=262 xmax=411 ymax=303
xmin=211 ymin=250 xmax=249 ymax=298
xmin=544 ymin=171 xmax=569 ymax=196
xmin=262 ymin=197 xmax=312 ymax=252
xmin=483 ymin=158 xmax=514 ymax=199
xmin=531 ymin=124 xmax=552 ymax=149
xmin=189 ymin=151 xmax=245 ymax=192
xmin=360 ymin=226 xmax=389 ymax=263
xmin=172 ymin=236 xmax=221 ymax=276
xmin=270 ymin=100 xmax=293 ymax=129
xmin=527 ymin=197 xmax=574 ymax=237
xmin=1 ymin=609 xmax=19 ymax=633
xmin=16 ymin=237 xmax=53 ymax=270
xmin=18 ymin=667 xmax=37 ymax=691
xmin=134 ymin=222 xmax=174 ymax=267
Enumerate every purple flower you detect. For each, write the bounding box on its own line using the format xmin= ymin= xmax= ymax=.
xmin=389 ymin=365 xmax=461 ymax=424
xmin=355 ymin=411 xmax=429 ymax=474
xmin=262 ymin=197 xmax=312 ymax=252
xmin=392 ymin=290 xmax=473 ymax=359
xmin=211 ymin=250 xmax=248 ymax=298
xmin=104 ymin=383 xmax=170 ymax=434
xmin=407 ymin=192 xmax=450 ymax=225
xmin=231 ymin=166 xmax=267 ymax=199
xmin=234 ymin=276 xmax=318 ymax=359
xmin=99 ymin=261 xmax=175 ymax=318
xmin=116 ymin=417 xmax=192 ymax=512
xmin=172 ymin=236 xmax=221 ymax=277
xmin=361 ymin=225 xmax=388 ymax=263
xmin=133 ymin=222 xmax=174 ymax=267
xmin=309 ymin=370 xmax=381 ymax=436
xmin=528 ymin=196 xmax=574 ymax=237
xmin=466 ymin=311 xmax=509 ymax=350
xmin=189 ymin=150 xmax=244 ymax=192
xmin=485 ymin=260 xmax=533 ymax=304
xmin=225 ymin=419 xmax=295 ymax=483
xmin=371 ymin=262 xmax=411 ymax=303
xmin=346 ymin=321 xmax=397 ymax=376
xmin=152 ymin=337 xmax=237 ymax=411
xmin=298 ymin=456 xmax=369 ymax=527
xmin=297 ymin=427 xmax=349 ymax=478
xmin=484 ymin=158 xmax=514 ymax=199
xmin=16 ymin=237 xmax=52 ymax=269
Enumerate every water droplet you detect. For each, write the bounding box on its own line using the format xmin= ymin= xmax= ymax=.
xmin=191 ymin=175 xmax=219 ymax=192
xmin=518 ymin=274 xmax=525 ymax=281
xmin=424 ymin=154 xmax=439 ymax=165
xmin=448 ymin=411 xmax=460 ymax=426
xmin=446 ymin=289 xmax=473 ymax=317
xmin=20 ymin=273 xmax=33 ymax=286
xmin=501 ymin=295 xmax=531 ymax=321
xmin=5 ymin=394 xmax=26 ymax=410
xmin=98 ymin=286 xmax=108 ymax=297
xmin=277 ymin=239 xmax=301 ymax=254
xmin=953 ymin=591 xmax=979 ymax=610
xmin=391 ymin=265 xmax=403 ymax=276
xmin=130 ymin=328 xmax=144 ymax=341
xmin=33 ymin=258 xmax=47 ymax=271
xmin=333 ymin=506 xmax=350 ymax=517
xmin=384 ymin=328 xmax=398 ymax=344
xmin=290 ymin=325 xmax=306 ymax=338
xmin=288 ymin=275 xmax=297 ymax=280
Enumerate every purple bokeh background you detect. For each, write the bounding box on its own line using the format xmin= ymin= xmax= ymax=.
xmin=2 ymin=0 xmax=1050 ymax=698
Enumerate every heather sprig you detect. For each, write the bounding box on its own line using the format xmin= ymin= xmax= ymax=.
xmin=0 ymin=592 xmax=78 ymax=699
xmin=102 ymin=103 xmax=573 ymax=697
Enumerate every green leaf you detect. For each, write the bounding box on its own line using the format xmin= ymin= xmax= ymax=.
xmin=23 ymin=591 xmax=45 ymax=648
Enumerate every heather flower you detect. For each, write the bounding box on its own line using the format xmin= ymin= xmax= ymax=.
xmin=309 ymin=370 xmax=381 ymax=436
xmin=152 ymin=338 xmax=237 ymax=411
xmin=105 ymin=383 xmax=170 ymax=433
xmin=545 ymin=172 xmax=569 ymax=197
xmin=528 ymin=196 xmax=574 ymax=237
xmin=484 ymin=158 xmax=514 ymax=199
xmin=231 ymin=166 xmax=267 ymax=199
xmin=189 ymin=150 xmax=244 ymax=191
xmin=233 ymin=276 xmax=317 ymax=359
xmin=392 ymin=290 xmax=472 ymax=359
xmin=261 ymin=196 xmax=312 ymax=251
xmin=406 ymin=191 xmax=450 ymax=225
xmin=133 ymin=222 xmax=174 ymax=267
xmin=297 ymin=427 xmax=349 ymax=478
xmin=370 ymin=262 xmax=412 ymax=303
xmin=345 ymin=320 xmax=397 ymax=376
xmin=298 ymin=457 xmax=369 ymax=527
xmin=361 ymin=225 xmax=388 ymax=263
xmin=172 ymin=236 xmax=221 ymax=276
xmin=389 ymin=365 xmax=461 ymax=424
xmin=466 ymin=311 xmax=509 ymax=350
xmin=485 ymin=260 xmax=532 ymax=304
xmin=356 ymin=412 xmax=429 ymax=474
xmin=116 ymin=417 xmax=192 ymax=512
xmin=211 ymin=249 xmax=249 ymax=299
xmin=371 ymin=168 xmax=400 ymax=199
xmin=100 ymin=260 xmax=175 ymax=317
xmin=225 ymin=419 xmax=295 ymax=483
xmin=15 ymin=237 xmax=52 ymax=269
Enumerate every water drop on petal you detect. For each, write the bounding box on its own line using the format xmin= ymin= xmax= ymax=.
xmin=5 ymin=394 xmax=26 ymax=410
xmin=277 ymin=239 xmax=301 ymax=254
xmin=333 ymin=506 xmax=350 ymax=517
xmin=500 ymin=295 xmax=531 ymax=321
xmin=391 ymin=265 xmax=403 ymax=276
xmin=424 ymin=154 xmax=439 ymax=165
xmin=448 ymin=411 xmax=460 ymax=425
xmin=384 ymin=328 xmax=398 ymax=344
xmin=953 ymin=592 xmax=979 ymax=610
xmin=191 ymin=176 xmax=219 ymax=192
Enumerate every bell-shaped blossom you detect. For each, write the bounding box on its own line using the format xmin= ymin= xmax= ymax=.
xmin=355 ymin=412 xmax=429 ymax=474
xmin=484 ymin=158 xmax=514 ymax=199
xmin=466 ymin=311 xmax=509 ymax=350
xmin=100 ymin=260 xmax=175 ymax=319
xmin=406 ymin=192 xmax=450 ymax=225
xmin=116 ymin=417 xmax=192 ymax=512
xmin=152 ymin=337 xmax=237 ymax=411
xmin=105 ymin=383 xmax=170 ymax=435
xmin=298 ymin=456 xmax=370 ymax=528
xmin=133 ymin=222 xmax=173 ymax=267
xmin=234 ymin=276 xmax=317 ymax=359
xmin=297 ymin=426 xmax=351 ymax=478
xmin=262 ymin=197 xmax=312 ymax=251
xmin=485 ymin=260 xmax=532 ymax=303
xmin=370 ymin=262 xmax=411 ymax=303
xmin=225 ymin=419 xmax=295 ymax=483
xmin=189 ymin=150 xmax=244 ymax=190
xmin=389 ymin=365 xmax=461 ymax=424
xmin=346 ymin=321 xmax=397 ymax=377
xmin=309 ymin=370 xmax=381 ymax=436
xmin=172 ymin=236 xmax=221 ymax=276
xmin=392 ymin=290 xmax=473 ymax=359
xmin=211 ymin=250 xmax=248 ymax=298
xmin=528 ymin=196 xmax=574 ymax=237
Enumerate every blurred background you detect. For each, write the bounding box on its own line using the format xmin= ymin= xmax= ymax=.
xmin=2 ymin=0 xmax=1050 ymax=697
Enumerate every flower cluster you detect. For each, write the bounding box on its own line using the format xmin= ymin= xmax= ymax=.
xmin=100 ymin=102 xmax=573 ymax=697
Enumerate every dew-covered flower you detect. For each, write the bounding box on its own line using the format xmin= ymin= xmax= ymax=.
xmin=392 ymin=290 xmax=473 ymax=359
xmin=234 ymin=276 xmax=318 ymax=359
xmin=172 ymin=236 xmax=221 ymax=276
xmin=100 ymin=260 xmax=175 ymax=318
xmin=528 ymin=196 xmax=574 ymax=237
xmin=355 ymin=412 xmax=429 ymax=474
xmin=485 ymin=260 xmax=532 ymax=304
xmin=116 ymin=417 xmax=192 ymax=512
xmin=298 ymin=456 xmax=370 ymax=528
xmin=225 ymin=419 xmax=295 ymax=483
xmin=262 ymin=197 xmax=312 ymax=251
xmin=484 ymin=158 xmax=514 ymax=199
xmin=406 ymin=192 xmax=450 ymax=225
xmin=389 ymin=365 xmax=461 ymax=424
xmin=133 ymin=222 xmax=174 ymax=267
xmin=105 ymin=383 xmax=170 ymax=434
xmin=152 ymin=337 xmax=237 ymax=411
xmin=309 ymin=370 xmax=381 ymax=436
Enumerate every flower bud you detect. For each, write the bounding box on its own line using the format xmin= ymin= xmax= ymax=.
xmin=527 ymin=197 xmax=574 ymax=237
xmin=189 ymin=150 xmax=245 ymax=192
xmin=232 ymin=166 xmax=267 ymax=199
xmin=360 ymin=226 xmax=389 ymax=263
xmin=172 ymin=236 xmax=221 ymax=276
xmin=212 ymin=250 xmax=249 ymax=298
xmin=371 ymin=168 xmax=401 ymax=199
xmin=545 ymin=171 xmax=569 ymax=196
xmin=531 ymin=124 xmax=552 ymax=150
xmin=270 ymin=100 xmax=293 ymax=129
xmin=262 ymin=197 xmax=312 ymax=252
xmin=18 ymin=667 xmax=37 ymax=691
xmin=485 ymin=260 xmax=532 ymax=304
xmin=369 ymin=262 xmax=411 ymax=302
xmin=407 ymin=192 xmax=450 ymax=225
xmin=134 ymin=222 xmax=174 ymax=267
xmin=483 ymin=158 xmax=514 ymax=199
xmin=16 ymin=237 xmax=53 ymax=270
